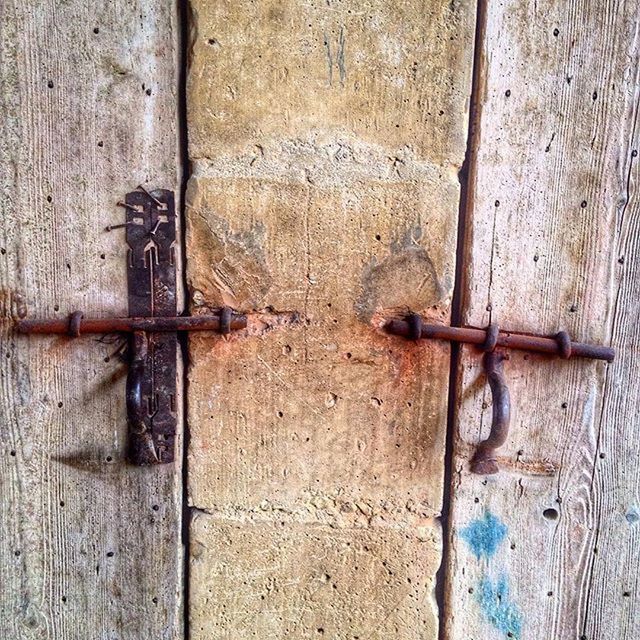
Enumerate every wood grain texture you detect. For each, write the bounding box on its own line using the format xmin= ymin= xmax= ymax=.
xmin=185 ymin=1 xmax=475 ymax=637
xmin=0 ymin=2 xmax=181 ymax=638
xmin=445 ymin=2 xmax=640 ymax=639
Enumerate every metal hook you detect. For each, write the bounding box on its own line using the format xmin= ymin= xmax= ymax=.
xmin=470 ymin=350 xmax=511 ymax=475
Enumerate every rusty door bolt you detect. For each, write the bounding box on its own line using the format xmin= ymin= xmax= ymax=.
xmin=15 ymin=311 xmax=248 ymax=336
xmin=385 ymin=313 xmax=615 ymax=475
xmin=385 ymin=314 xmax=615 ymax=362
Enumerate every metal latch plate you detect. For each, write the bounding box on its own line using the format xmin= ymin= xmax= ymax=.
xmin=125 ymin=188 xmax=177 ymax=464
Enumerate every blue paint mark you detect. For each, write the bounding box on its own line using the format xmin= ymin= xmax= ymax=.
xmin=626 ymin=508 xmax=640 ymax=524
xmin=460 ymin=511 xmax=508 ymax=560
xmin=477 ymin=573 xmax=522 ymax=639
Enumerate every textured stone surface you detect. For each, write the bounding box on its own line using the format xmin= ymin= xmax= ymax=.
xmin=186 ymin=1 xmax=475 ymax=637
xmin=186 ymin=165 xmax=454 ymax=515
xmin=190 ymin=512 xmax=441 ymax=640
xmin=188 ymin=0 xmax=472 ymax=163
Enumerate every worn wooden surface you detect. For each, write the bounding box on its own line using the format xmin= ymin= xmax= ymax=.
xmin=445 ymin=2 xmax=640 ymax=639
xmin=0 ymin=2 xmax=181 ymax=638
xmin=185 ymin=1 xmax=474 ymax=637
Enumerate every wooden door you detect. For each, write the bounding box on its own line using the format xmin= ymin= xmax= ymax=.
xmin=0 ymin=2 xmax=182 ymax=638
xmin=444 ymin=2 xmax=640 ymax=639
xmin=3 ymin=1 xmax=639 ymax=639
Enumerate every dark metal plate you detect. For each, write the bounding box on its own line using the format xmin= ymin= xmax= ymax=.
xmin=125 ymin=188 xmax=177 ymax=464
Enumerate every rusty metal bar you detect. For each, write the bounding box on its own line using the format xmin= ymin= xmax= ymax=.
xmin=385 ymin=317 xmax=614 ymax=362
xmin=16 ymin=313 xmax=248 ymax=336
xmin=470 ymin=351 xmax=511 ymax=475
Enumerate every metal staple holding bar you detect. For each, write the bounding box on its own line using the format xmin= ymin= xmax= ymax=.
xmin=386 ymin=313 xmax=614 ymax=475
xmin=68 ymin=310 xmax=84 ymax=337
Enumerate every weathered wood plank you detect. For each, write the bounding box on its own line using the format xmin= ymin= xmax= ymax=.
xmin=185 ymin=1 xmax=475 ymax=637
xmin=0 ymin=2 xmax=181 ymax=638
xmin=445 ymin=2 xmax=640 ymax=639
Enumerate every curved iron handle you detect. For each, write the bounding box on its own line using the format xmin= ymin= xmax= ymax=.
xmin=470 ymin=350 xmax=511 ymax=475
xmin=126 ymin=332 xmax=147 ymax=429
xmin=126 ymin=331 xmax=159 ymax=464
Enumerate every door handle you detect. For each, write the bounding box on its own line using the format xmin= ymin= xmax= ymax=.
xmin=470 ymin=350 xmax=511 ymax=475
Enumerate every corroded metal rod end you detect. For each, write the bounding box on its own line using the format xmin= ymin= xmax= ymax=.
xmin=470 ymin=451 xmax=500 ymax=475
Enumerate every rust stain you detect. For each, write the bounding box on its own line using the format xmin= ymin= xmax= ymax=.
xmin=190 ymin=307 xmax=305 ymax=345
xmin=456 ymin=441 xmax=558 ymax=477
xmin=504 ymin=456 xmax=558 ymax=476
xmin=369 ymin=305 xmax=450 ymax=383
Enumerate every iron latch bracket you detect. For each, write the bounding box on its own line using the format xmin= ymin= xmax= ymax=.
xmin=125 ymin=187 xmax=178 ymax=464
xmin=17 ymin=187 xmax=247 ymax=465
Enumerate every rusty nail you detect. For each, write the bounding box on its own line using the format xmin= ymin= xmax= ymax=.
xmin=116 ymin=201 xmax=140 ymax=212
xmin=105 ymin=222 xmax=133 ymax=232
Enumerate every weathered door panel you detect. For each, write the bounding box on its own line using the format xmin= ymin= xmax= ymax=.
xmin=0 ymin=2 xmax=182 ymax=638
xmin=445 ymin=2 xmax=640 ymax=639
xmin=185 ymin=2 xmax=474 ymax=637
xmin=4 ymin=1 xmax=636 ymax=638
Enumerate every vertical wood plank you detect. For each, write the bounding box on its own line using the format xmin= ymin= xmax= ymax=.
xmin=185 ymin=1 xmax=475 ymax=638
xmin=0 ymin=2 xmax=182 ymax=638
xmin=445 ymin=2 xmax=640 ymax=639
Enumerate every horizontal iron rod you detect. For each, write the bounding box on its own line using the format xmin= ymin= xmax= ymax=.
xmin=385 ymin=318 xmax=614 ymax=362
xmin=16 ymin=314 xmax=247 ymax=335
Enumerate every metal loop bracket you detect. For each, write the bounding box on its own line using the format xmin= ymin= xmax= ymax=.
xmin=482 ymin=323 xmax=499 ymax=352
xmin=556 ymin=330 xmax=572 ymax=359
xmin=68 ymin=310 xmax=83 ymax=337
xmin=407 ymin=312 xmax=423 ymax=341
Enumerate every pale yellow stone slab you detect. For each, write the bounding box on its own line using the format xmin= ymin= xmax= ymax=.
xmin=186 ymin=1 xmax=475 ymax=637
xmin=190 ymin=512 xmax=441 ymax=640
